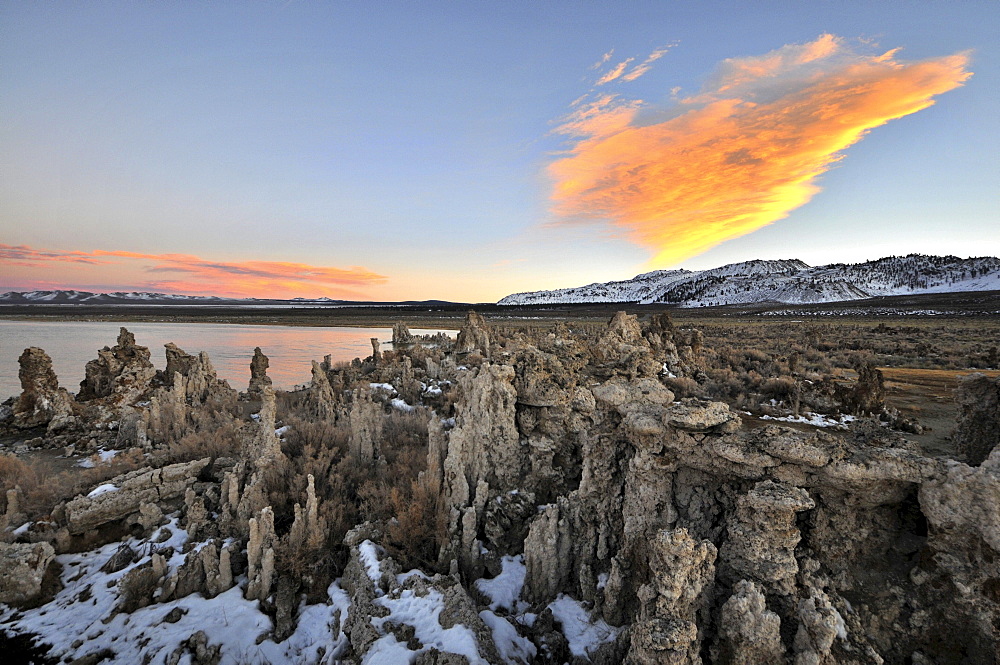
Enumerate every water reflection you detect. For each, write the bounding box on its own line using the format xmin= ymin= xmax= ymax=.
xmin=0 ymin=320 xmax=451 ymax=399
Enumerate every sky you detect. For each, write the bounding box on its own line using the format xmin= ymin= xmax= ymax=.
xmin=2 ymin=1 xmax=998 ymax=302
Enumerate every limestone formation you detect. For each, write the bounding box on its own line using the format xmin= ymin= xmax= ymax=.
xmin=162 ymin=343 xmax=237 ymax=406
xmin=247 ymin=346 xmax=272 ymax=397
xmin=841 ymin=363 xmax=886 ymax=416
xmin=0 ymin=542 xmax=54 ymax=605
xmin=349 ymin=389 xmax=383 ymax=463
xmin=393 ymin=321 xmax=415 ymax=345
xmin=307 ymin=360 xmax=339 ymax=420
xmin=244 ymin=387 xmax=283 ymax=464
xmin=77 ymin=327 xmax=156 ymax=403
xmin=592 ymin=312 xmax=662 ymax=378
xmin=715 ymin=580 xmax=785 ymax=664
xmin=13 ymin=347 xmax=75 ymax=431
xmin=626 ymin=529 xmax=716 ymax=665
xmin=4 ymin=315 xmax=1000 ymax=663
xmin=954 ymin=372 xmax=1000 ymax=465
xmin=287 ymin=474 xmax=325 ymax=555
xmin=64 ymin=458 xmax=210 ymax=534
xmin=246 ymin=506 xmax=276 ymax=602
xmin=720 ymin=481 xmax=815 ymax=596
xmin=455 ymin=311 xmax=491 ymax=357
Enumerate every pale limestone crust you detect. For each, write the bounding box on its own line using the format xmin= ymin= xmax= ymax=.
xmin=246 ymin=346 xmax=272 ymax=397
xmin=715 ymin=580 xmax=785 ymax=665
xmin=350 ymin=388 xmax=382 ymax=463
xmin=455 ymin=311 xmax=492 ymax=357
xmin=77 ymin=327 xmax=156 ymax=404
xmin=13 ymin=347 xmax=75 ymax=432
xmin=64 ymin=458 xmax=209 ymax=534
xmin=0 ymin=541 xmax=54 ymax=605
xmin=954 ymin=373 xmax=1000 ymax=465
xmin=720 ymin=481 xmax=815 ymax=596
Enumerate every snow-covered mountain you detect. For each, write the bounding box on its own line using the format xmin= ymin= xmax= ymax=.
xmin=0 ymin=290 xmax=230 ymax=305
xmin=498 ymin=255 xmax=1000 ymax=307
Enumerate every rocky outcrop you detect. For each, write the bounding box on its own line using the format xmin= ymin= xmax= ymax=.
xmin=715 ymin=580 xmax=785 ymax=664
xmin=77 ymin=327 xmax=156 ymax=403
xmin=162 ymin=343 xmax=237 ymax=406
xmin=0 ymin=542 xmax=54 ymax=605
xmin=393 ymin=322 xmax=415 ymax=345
xmin=455 ymin=311 xmax=491 ymax=357
xmin=306 ymin=360 xmax=339 ymax=420
xmin=626 ymin=529 xmax=717 ymax=665
xmin=244 ymin=387 xmax=283 ymax=464
xmin=64 ymin=458 xmax=210 ymax=534
xmin=246 ymin=347 xmax=272 ymax=397
xmin=840 ymin=363 xmax=886 ymax=416
xmin=720 ymin=481 xmax=814 ymax=596
xmin=592 ymin=312 xmax=662 ymax=379
xmin=340 ymin=537 xmax=503 ymax=664
xmin=246 ymin=506 xmax=276 ymax=602
xmin=954 ymin=373 xmax=1000 ymax=465
xmin=349 ymin=389 xmax=382 ymax=463
xmin=12 ymin=347 xmax=75 ymax=431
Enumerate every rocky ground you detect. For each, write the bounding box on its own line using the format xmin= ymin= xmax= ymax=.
xmin=0 ymin=313 xmax=997 ymax=664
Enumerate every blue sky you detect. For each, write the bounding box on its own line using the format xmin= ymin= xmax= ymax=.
xmin=2 ymin=1 xmax=997 ymax=301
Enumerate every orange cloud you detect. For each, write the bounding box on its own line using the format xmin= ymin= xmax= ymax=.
xmin=0 ymin=244 xmax=387 ymax=298
xmin=549 ymin=35 xmax=972 ymax=266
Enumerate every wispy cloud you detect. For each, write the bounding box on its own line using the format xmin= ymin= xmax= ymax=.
xmin=590 ymin=50 xmax=614 ymax=70
xmin=622 ymin=44 xmax=676 ymax=82
xmin=0 ymin=244 xmax=387 ymax=298
xmin=548 ymin=35 xmax=972 ymax=266
xmin=596 ymin=58 xmax=634 ymax=85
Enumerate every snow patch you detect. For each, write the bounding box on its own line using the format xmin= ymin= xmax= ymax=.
xmin=760 ymin=412 xmax=857 ymax=429
xmin=475 ymin=555 xmax=527 ymax=613
xmin=390 ymin=398 xmax=416 ymax=413
xmin=86 ymin=483 xmax=119 ymax=498
xmin=548 ymin=594 xmax=622 ymax=659
xmin=372 ymin=588 xmax=486 ymax=664
xmin=480 ymin=609 xmax=536 ymax=664
xmin=359 ymin=540 xmax=384 ymax=584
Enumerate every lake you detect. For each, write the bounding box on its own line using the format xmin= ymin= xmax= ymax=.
xmin=0 ymin=320 xmax=450 ymax=400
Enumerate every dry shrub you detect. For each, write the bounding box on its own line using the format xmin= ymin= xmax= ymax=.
xmin=0 ymin=454 xmax=34 ymax=491
xmin=762 ymin=377 xmax=797 ymax=401
xmin=663 ymin=376 xmax=703 ymax=400
xmin=165 ymin=419 xmax=242 ymax=464
xmin=384 ymin=479 xmax=446 ymax=570
xmin=2 ymin=450 xmax=146 ymax=520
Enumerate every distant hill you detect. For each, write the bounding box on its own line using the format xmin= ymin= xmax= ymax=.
xmin=0 ymin=290 xmax=455 ymax=307
xmin=498 ymin=254 xmax=1000 ymax=307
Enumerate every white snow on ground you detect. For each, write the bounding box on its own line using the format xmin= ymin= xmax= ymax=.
xmin=274 ymin=425 xmax=290 ymax=437
xmin=11 ymin=521 xmax=32 ymax=535
xmin=390 ymin=398 xmax=416 ymax=413
xmin=362 ymin=633 xmax=414 ymax=664
xmin=359 ymin=540 xmax=384 ymax=585
xmin=480 ymin=610 xmax=536 ymax=664
xmin=761 ymin=412 xmax=857 ymax=429
xmin=0 ymin=517 xmax=351 ymax=665
xmin=370 ymin=588 xmax=486 ymax=665
xmin=369 ymin=382 xmax=397 ymax=394
xmin=86 ymin=483 xmax=119 ymax=498
xmin=475 ymin=555 xmax=527 ymax=612
xmin=548 ymin=594 xmax=622 ymax=659
xmin=77 ymin=449 xmax=120 ymax=468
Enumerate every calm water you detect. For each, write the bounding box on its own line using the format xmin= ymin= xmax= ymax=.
xmin=0 ymin=320 xmax=450 ymax=400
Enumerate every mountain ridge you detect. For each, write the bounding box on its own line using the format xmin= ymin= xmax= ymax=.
xmin=498 ymin=254 xmax=1000 ymax=307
